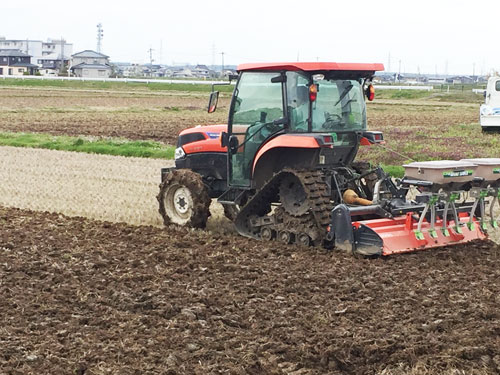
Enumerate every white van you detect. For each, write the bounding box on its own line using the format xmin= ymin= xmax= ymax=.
xmin=480 ymin=76 xmax=500 ymax=131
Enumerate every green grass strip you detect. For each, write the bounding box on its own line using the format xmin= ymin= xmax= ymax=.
xmin=381 ymin=164 xmax=405 ymax=178
xmin=0 ymin=77 xmax=234 ymax=93
xmin=0 ymin=131 xmax=407 ymax=177
xmin=0 ymin=132 xmax=175 ymax=159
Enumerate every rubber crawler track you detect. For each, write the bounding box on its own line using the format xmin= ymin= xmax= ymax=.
xmin=234 ymin=169 xmax=333 ymax=244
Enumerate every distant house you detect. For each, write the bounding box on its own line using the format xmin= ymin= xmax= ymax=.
xmin=427 ymin=77 xmax=447 ymax=84
xmin=0 ymin=49 xmax=38 ymax=76
xmin=143 ymin=64 xmax=165 ymax=78
xmin=172 ymin=68 xmax=193 ymax=78
xmin=38 ymin=52 xmax=69 ymax=76
xmin=446 ymin=76 xmax=474 ymax=84
xmin=70 ymin=50 xmax=112 ymax=78
xmin=193 ymin=64 xmax=215 ymax=78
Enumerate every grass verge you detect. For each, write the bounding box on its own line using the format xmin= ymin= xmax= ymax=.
xmin=0 ymin=77 xmax=234 ymax=93
xmin=0 ymin=131 xmax=406 ymax=176
xmin=0 ymin=132 xmax=175 ymax=159
xmin=381 ymin=164 xmax=405 ymax=178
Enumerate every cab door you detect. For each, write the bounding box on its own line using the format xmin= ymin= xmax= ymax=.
xmin=227 ymin=72 xmax=286 ymax=187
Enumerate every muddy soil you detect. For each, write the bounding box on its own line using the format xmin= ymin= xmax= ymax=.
xmin=0 ymin=207 xmax=498 ymax=374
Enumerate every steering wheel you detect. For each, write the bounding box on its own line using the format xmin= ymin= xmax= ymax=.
xmin=322 ymin=112 xmax=344 ymax=129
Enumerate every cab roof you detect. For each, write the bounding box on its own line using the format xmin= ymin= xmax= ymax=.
xmin=237 ymin=62 xmax=385 ymax=73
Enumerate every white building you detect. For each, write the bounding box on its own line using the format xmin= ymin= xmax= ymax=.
xmin=0 ymin=37 xmax=73 ymax=66
xmin=71 ymin=50 xmax=112 ymax=78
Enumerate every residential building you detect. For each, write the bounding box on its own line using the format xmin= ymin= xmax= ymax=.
xmin=0 ymin=37 xmax=72 ymax=65
xmin=171 ymin=67 xmax=193 ymax=78
xmin=71 ymin=50 xmax=112 ymax=78
xmin=193 ymin=64 xmax=216 ymax=78
xmin=42 ymin=39 xmax=73 ymax=59
xmin=38 ymin=53 xmax=70 ymax=76
xmin=0 ymin=49 xmax=38 ymax=76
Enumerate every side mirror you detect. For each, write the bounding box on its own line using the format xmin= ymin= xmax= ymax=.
xmin=365 ymin=84 xmax=375 ymax=101
xmin=208 ymin=91 xmax=219 ymax=113
xmin=228 ymin=135 xmax=239 ymax=154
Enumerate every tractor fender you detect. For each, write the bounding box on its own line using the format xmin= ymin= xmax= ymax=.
xmin=252 ymin=148 xmax=321 ymax=189
xmin=251 ymin=135 xmax=320 ymax=188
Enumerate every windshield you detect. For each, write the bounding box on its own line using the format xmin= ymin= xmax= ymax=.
xmin=232 ymin=72 xmax=284 ymax=126
xmin=286 ymin=72 xmax=366 ymax=132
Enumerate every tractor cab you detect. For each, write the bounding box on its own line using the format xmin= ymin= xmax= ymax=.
xmin=211 ymin=62 xmax=384 ymax=188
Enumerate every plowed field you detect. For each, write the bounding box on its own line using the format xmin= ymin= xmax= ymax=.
xmin=1 ymin=207 xmax=499 ymax=375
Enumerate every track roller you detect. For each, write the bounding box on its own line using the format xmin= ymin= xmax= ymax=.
xmin=278 ymin=230 xmax=293 ymax=244
xmin=296 ymin=233 xmax=311 ymax=246
xmin=260 ymin=227 xmax=274 ymax=241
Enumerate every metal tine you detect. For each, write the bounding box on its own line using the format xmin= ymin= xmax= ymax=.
xmin=416 ymin=193 xmax=439 ymax=239
xmin=450 ymin=193 xmax=462 ymax=234
xmin=468 ymin=187 xmax=489 ymax=232
xmin=442 ymin=200 xmax=450 ymax=236
xmin=429 ymin=197 xmax=438 ymax=238
xmin=489 ymin=188 xmax=500 ymax=228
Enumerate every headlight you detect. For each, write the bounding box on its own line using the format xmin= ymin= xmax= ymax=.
xmin=481 ymin=105 xmax=493 ymax=116
xmin=174 ymin=147 xmax=186 ymax=160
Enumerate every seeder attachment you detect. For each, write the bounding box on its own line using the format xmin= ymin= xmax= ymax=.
xmin=328 ymin=160 xmax=500 ymax=256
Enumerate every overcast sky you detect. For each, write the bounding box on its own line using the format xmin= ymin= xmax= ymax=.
xmin=3 ymin=0 xmax=499 ymax=75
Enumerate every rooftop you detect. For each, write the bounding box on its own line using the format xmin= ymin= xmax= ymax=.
xmin=0 ymin=49 xmax=31 ymax=57
xmin=71 ymin=63 xmax=111 ymax=70
xmin=72 ymin=50 xmax=109 ymax=59
xmin=237 ymin=62 xmax=385 ymax=72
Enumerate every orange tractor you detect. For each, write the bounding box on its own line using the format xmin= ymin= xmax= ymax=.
xmin=158 ymin=62 xmax=499 ymax=255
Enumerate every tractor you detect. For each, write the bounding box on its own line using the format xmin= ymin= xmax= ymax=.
xmin=158 ymin=62 xmax=498 ymax=255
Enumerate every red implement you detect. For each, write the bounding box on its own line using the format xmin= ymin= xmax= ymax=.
xmin=355 ymin=212 xmax=488 ymax=256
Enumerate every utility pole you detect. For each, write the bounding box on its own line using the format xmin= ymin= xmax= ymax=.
xmin=211 ymin=43 xmax=216 ymax=69
xmin=60 ymin=37 xmax=65 ymax=74
xmin=148 ymin=47 xmax=155 ymax=77
xmin=159 ymin=40 xmax=163 ymax=65
xmin=220 ymin=51 xmax=225 ymax=78
xmin=96 ymin=23 xmax=103 ymax=53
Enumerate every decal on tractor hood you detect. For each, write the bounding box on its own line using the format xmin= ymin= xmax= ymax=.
xmin=206 ymin=132 xmax=220 ymax=139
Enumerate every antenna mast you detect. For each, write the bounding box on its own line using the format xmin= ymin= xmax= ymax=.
xmin=96 ymin=23 xmax=103 ymax=53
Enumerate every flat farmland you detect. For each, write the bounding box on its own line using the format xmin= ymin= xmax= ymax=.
xmin=1 ymin=86 xmax=499 ymax=165
xmin=0 ymin=87 xmax=229 ymax=144
xmin=0 ymin=84 xmax=499 ymax=374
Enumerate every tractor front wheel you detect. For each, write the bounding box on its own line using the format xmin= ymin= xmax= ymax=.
xmin=157 ymin=169 xmax=211 ymax=228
